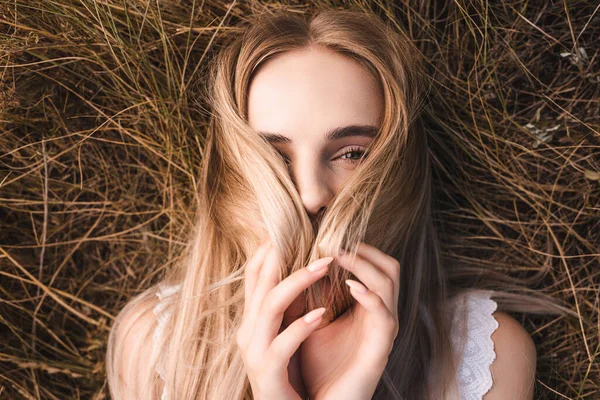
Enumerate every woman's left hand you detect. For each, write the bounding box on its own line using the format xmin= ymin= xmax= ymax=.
xmin=299 ymin=242 xmax=401 ymax=400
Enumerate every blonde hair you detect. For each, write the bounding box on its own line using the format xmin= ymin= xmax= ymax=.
xmin=106 ymin=6 xmax=573 ymax=399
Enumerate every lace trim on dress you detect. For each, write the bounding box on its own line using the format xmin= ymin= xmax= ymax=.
xmin=152 ymin=282 xmax=182 ymax=400
xmin=451 ymin=289 xmax=499 ymax=400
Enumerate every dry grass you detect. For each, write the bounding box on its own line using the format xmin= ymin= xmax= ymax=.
xmin=0 ymin=1 xmax=598 ymax=399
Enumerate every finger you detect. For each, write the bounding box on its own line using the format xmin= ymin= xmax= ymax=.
xmin=352 ymin=242 xmax=401 ymax=284
xmin=345 ymin=279 xmax=399 ymax=357
xmin=340 ymin=243 xmax=400 ymax=317
xmin=268 ymin=307 xmax=327 ymax=369
xmin=337 ymin=252 xmax=395 ymax=315
xmin=246 ymin=245 xmax=283 ymax=335
xmin=243 ymin=239 xmax=272 ymax=318
xmin=254 ymin=257 xmax=333 ymax=350
xmin=355 ymin=242 xmax=401 ymax=319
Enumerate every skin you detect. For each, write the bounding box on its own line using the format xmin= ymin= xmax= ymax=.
xmin=246 ymin=43 xmax=384 ymax=314
xmin=247 ymin=45 xmax=390 ymax=398
xmin=245 ymin=45 xmax=536 ymax=400
xmin=247 ymin=44 xmax=384 ymax=220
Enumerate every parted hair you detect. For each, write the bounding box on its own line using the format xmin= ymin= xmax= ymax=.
xmin=106 ymin=6 xmax=572 ymax=400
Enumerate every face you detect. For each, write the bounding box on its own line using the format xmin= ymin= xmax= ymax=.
xmin=247 ymin=45 xmax=384 ymax=227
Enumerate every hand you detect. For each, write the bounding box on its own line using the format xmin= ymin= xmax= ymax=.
xmin=300 ymin=242 xmax=401 ymax=400
xmin=236 ymin=239 xmax=335 ymax=400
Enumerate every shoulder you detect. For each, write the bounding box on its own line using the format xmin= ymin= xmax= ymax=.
xmin=483 ymin=310 xmax=537 ymax=399
xmin=108 ymin=285 xmax=161 ymax=360
xmin=105 ymin=285 xmax=164 ymax=399
xmin=449 ymin=291 xmax=537 ymax=400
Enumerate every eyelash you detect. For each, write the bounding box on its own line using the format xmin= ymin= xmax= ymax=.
xmin=337 ymin=146 xmax=368 ymax=163
xmin=280 ymin=146 xmax=367 ymax=165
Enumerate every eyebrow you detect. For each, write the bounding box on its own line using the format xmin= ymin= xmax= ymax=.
xmin=258 ymin=124 xmax=379 ymax=144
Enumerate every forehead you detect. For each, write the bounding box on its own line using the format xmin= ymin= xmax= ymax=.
xmin=247 ymin=46 xmax=383 ymax=139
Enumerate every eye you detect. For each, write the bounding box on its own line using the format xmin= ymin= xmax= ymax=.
xmin=277 ymin=146 xmax=368 ymax=166
xmin=335 ymin=146 xmax=368 ymax=164
xmin=279 ymin=153 xmax=291 ymax=165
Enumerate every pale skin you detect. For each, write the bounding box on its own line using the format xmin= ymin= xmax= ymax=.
xmin=243 ymin=45 xmax=537 ymax=399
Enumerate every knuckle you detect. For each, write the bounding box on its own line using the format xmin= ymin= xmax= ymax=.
xmin=383 ymin=313 xmax=398 ymax=335
xmin=339 ymin=256 xmax=354 ymax=271
xmin=390 ymin=318 xmax=399 ymax=336
xmin=245 ymin=260 xmax=261 ymax=278
xmin=262 ymin=291 xmax=282 ymax=314
xmin=376 ymin=297 xmax=389 ymax=314
xmin=383 ymin=275 xmax=394 ymax=288
xmin=267 ymin=341 xmax=285 ymax=362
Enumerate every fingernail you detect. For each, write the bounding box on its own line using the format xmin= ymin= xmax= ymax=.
xmin=345 ymin=279 xmax=368 ymax=293
xmin=304 ymin=307 xmax=326 ymax=323
xmin=307 ymin=257 xmax=334 ymax=272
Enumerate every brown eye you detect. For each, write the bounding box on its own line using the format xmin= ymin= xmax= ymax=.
xmin=336 ymin=147 xmax=367 ymax=164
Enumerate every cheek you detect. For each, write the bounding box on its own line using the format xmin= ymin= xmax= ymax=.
xmin=330 ymin=170 xmax=354 ymax=194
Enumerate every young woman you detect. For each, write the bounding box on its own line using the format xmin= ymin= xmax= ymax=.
xmin=105 ymin=7 xmax=571 ymax=400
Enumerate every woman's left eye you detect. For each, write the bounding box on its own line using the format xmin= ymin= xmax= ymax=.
xmin=336 ymin=146 xmax=367 ymax=164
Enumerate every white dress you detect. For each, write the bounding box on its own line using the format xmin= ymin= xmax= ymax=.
xmin=151 ymin=283 xmax=499 ymax=400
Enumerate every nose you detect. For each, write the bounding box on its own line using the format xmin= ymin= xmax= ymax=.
xmin=300 ymin=182 xmax=332 ymax=220
xmin=303 ymin=194 xmax=329 ymax=225
xmin=290 ymin=161 xmax=334 ymax=222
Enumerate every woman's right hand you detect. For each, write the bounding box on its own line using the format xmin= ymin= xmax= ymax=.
xmin=236 ymin=239 xmax=334 ymax=400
